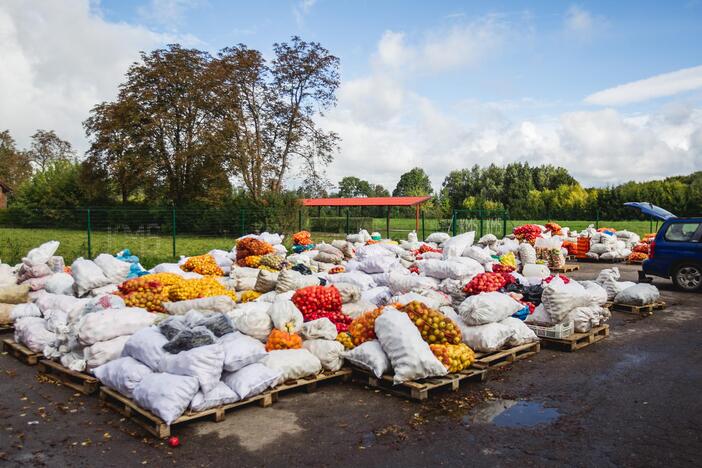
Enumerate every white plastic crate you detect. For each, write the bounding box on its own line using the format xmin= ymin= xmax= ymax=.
xmin=526 ymin=321 xmax=574 ymax=339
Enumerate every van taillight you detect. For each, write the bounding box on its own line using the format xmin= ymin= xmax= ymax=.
xmin=649 ymin=240 xmax=655 ymax=259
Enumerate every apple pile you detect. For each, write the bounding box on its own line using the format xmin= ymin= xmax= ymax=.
xmin=180 ymin=254 xmax=223 ymax=276
xmin=463 ymin=272 xmax=508 ymax=295
xmin=491 ymin=263 xmax=515 ymax=274
xmin=430 ymin=343 xmax=475 ymax=373
xmin=349 ymin=307 xmax=385 ymax=346
xmin=240 ymin=290 xmax=262 ymax=302
xmin=236 ymin=238 xmax=274 ymax=265
xmin=543 ymin=274 xmax=570 ymax=284
xmin=399 ymin=301 xmax=462 ymax=345
xmin=265 ymin=329 xmax=303 ymax=351
xmin=513 ymin=224 xmax=542 ymax=243
xmin=118 ymin=279 xmax=169 ymax=313
xmin=336 ymin=331 xmax=355 ymax=350
xmin=167 ymin=277 xmax=238 ymax=302
xmin=292 ymin=285 xmax=351 ymax=332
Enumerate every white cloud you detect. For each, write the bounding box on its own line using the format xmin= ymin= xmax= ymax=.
xmin=293 ymin=0 xmax=317 ymax=27
xmin=0 ymin=0 xmax=190 ymax=153
xmin=564 ymin=5 xmax=607 ymax=39
xmin=373 ymin=15 xmax=510 ymax=75
xmin=585 ymin=65 xmax=702 ymax=106
xmin=321 ymin=29 xmax=702 ymax=191
xmin=138 ymin=0 xmax=203 ymax=30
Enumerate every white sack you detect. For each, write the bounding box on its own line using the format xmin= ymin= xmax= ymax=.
xmin=387 ymin=271 xmax=439 ymax=294
xmin=260 ymin=349 xmax=322 ymax=384
xmin=71 ymin=258 xmax=111 ymax=296
xmin=14 ymin=317 xmax=56 ymax=353
xmin=84 ymin=335 xmax=130 ymax=369
xmin=235 ymin=308 xmax=272 ymax=342
xmin=94 ymin=254 xmax=131 ymax=284
xmin=161 ymin=344 xmax=225 ymax=394
xmin=164 ymin=296 xmax=236 ymax=316
xmin=93 ymin=356 xmax=152 ymax=398
xmin=222 ymin=363 xmax=281 ymax=400
xmin=458 ymin=292 xmax=524 ymax=326
xmin=374 ymin=307 xmax=447 ymax=384
xmin=78 ymin=307 xmax=155 ymax=346
xmin=218 ymin=332 xmax=267 ymax=372
xmin=133 ymin=373 xmax=199 ymax=425
xmin=460 ymin=321 xmax=512 ymax=352
xmin=300 ymin=318 xmax=338 ymax=340
xmin=425 ymin=232 xmax=450 ymax=244
xmin=325 ymin=271 xmax=377 ymax=291
xmin=541 ymin=282 xmax=591 ymax=323
xmin=442 ymin=232 xmax=476 ymax=259
xmin=302 ymin=339 xmax=345 ymax=371
xmin=23 ymin=241 xmax=59 ymax=267
xmin=190 ymin=382 xmax=240 ymax=411
xmin=122 ymin=327 xmax=170 ymax=371
xmin=341 ymin=301 xmax=375 ymax=319
xmin=361 ymin=287 xmax=392 ymax=306
xmin=614 ymin=283 xmax=660 ymax=306
xmin=463 ymin=245 xmax=494 ymax=264
xmin=343 ymin=340 xmax=390 ymax=378
xmin=358 ymin=256 xmax=399 ymax=274
xmin=499 ymin=317 xmax=539 ymax=346
xmin=44 ymin=273 xmax=75 ymax=295
xmin=11 ymin=303 xmax=41 ymax=320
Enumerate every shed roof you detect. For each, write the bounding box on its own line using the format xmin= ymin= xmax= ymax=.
xmin=301 ymin=196 xmax=431 ymax=207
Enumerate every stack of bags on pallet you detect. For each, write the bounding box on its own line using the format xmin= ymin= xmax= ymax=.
xmin=586 ymin=231 xmax=632 ymax=261
xmin=525 ymin=275 xmax=611 ymax=333
xmin=596 ymin=267 xmax=660 ymax=306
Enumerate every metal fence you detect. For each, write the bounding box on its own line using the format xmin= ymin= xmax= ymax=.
xmin=0 ymin=206 xmax=659 ymax=267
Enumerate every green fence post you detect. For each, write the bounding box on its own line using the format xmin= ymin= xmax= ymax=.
xmin=596 ymin=208 xmax=600 ymax=229
xmin=345 ymin=209 xmax=350 ymax=235
xmin=502 ymin=210 xmax=507 ymax=238
xmin=451 ymin=210 xmax=457 ymax=236
xmin=386 ymin=206 xmax=391 ymax=239
xmin=239 ymin=209 xmax=245 ymax=237
xmin=86 ymin=208 xmax=92 ymax=258
xmin=171 ymin=206 xmax=177 ymax=258
xmin=478 ymin=209 xmax=484 ymax=238
xmin=421 ymin=211 xmax=426 ymax=241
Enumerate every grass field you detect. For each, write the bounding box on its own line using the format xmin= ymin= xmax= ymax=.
xmin=0 ymin=218 xmax=658 ymax=268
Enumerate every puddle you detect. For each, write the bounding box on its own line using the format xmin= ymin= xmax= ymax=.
xmin=463 ymin=400 xmax=559 ymax=428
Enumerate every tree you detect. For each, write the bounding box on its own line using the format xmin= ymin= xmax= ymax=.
xmin=84 ymin=98 xmax=153 ymax=204
xmin=0 ymin=130 xmax=32 ymax=188
xmin=337 ymin=176 xmax=372 ymax=197
xmin=28 ymin=130 xmax=75 ymax=172
xmin=85 ymin=45 xmax=230 ymax=205
xmin=393 ymin=167 xmax=433 ymax=197
xmin=211 ymin=37 xmax=340 ymax=200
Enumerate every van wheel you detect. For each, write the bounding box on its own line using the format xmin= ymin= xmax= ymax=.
xmin=672 ymin=264 xmax=702 ymax=291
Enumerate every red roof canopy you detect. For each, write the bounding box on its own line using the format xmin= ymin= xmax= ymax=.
xmin=302 ymin=196 xmax=431 ymax=207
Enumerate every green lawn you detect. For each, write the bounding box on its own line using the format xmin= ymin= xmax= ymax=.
xmin=1 ymin=218 xmax=658 ymax=268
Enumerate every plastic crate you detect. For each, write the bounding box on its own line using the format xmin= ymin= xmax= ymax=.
xmin=526 ymin=321 xmax=574 ymax=339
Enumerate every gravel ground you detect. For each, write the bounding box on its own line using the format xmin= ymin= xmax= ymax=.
xmin=1 ymin=263 xmax=700 ymax=467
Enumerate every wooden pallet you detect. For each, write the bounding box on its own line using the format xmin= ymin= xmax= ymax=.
xmin=540 ymin=324 xmax=609 ymax=352
xmin=576 ymin=257 xmax=626 ymax=264
xmin=610 ymin=301 xmax=666 ymax=317
xmin=549 ymin=263 xmax=580 ymax=273
xmin=100 ymin=368 xmax=352 ymax=438
xmin=2 ymin=338 xmax=42 ymax=365
xmin=37 ymin=359 xmax=100 ymax=395
xmin=0 ymin=322 xmax=13 ymax=334
xmin=472 ymin=341 xmax=541 ymax=370
xmin=351 ymin=366 xmax=486 ymax=402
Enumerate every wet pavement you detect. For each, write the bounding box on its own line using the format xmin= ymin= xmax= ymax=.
xmin=1 ymin=262 xmax=700 ymax=467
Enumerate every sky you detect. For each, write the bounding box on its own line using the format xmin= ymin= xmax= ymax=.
xmin=1 ymin=0 xmax=702 ymax=192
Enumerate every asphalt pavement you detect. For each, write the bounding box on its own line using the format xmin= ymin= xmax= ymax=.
xmin=1 ymin=263 xmax=700 ymax=467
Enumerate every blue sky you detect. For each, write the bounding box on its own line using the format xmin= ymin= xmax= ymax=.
xmin=2 ymin=0 xmax=702 ymax=190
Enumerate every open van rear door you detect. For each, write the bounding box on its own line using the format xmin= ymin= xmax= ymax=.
xmin=623 ymin=202 xmax=676 ymax=221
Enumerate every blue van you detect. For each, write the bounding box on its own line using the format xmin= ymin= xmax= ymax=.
xmin=626 ymin=203 xmax=702 ymax=291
